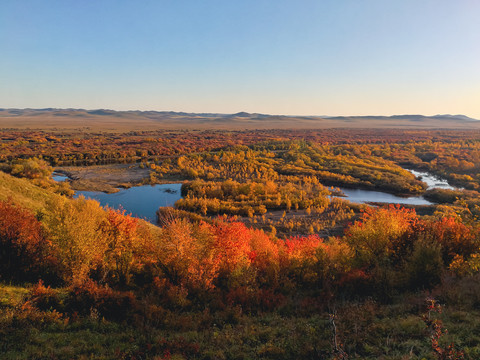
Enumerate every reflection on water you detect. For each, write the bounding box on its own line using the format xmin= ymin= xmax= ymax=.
xmin=335 ymin=187 xmax=431 ymax=205
xmin=75 ymin=184 xmax=183 ymax=222
xmin=52 ymin=173 xmax=69 ymax=182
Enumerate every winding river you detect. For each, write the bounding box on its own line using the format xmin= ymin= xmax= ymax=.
xmin=407 ymin=169 xmax=456 ymax=190
xmin=334 ymin=170 xmax=456 ymax=206
xmin=335 ymin=187 xmax=431 ymax=205
xmin=52 ymin=169 xmax=457 ymax=222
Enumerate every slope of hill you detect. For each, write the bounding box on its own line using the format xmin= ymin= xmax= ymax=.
xmin=0 ymin=171 xmax=61 ymax=212
xmin=0 ymin=108 xmax=478 ymax=131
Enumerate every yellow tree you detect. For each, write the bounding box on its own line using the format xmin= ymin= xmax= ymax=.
xmin=99 ymin=208 xmax=142 ymax=285
xmin=43 ymin=196 xmax=107 ymax=285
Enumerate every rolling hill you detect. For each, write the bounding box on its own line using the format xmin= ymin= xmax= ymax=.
xmin=0 ymin=108 xmax=478 ymax=131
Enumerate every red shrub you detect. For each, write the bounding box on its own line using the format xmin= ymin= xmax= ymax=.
xmin=423 ymin=217 xmax=476 ymax=264
xmin=65 ymin=280 xmax=136 ymax=321
xmin=0 ymin=199 xmax=55 ymax=282
xmin=213 ymin=220 xmax=252 ymax=274
xmin=29 ymin=280 xmax=62 ymax=311
xmin=337 ymin=268 xmax=373 ymax=297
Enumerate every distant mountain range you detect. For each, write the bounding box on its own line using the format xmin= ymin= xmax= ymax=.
xmin=0 ymin=108 xmax=478 ymax=131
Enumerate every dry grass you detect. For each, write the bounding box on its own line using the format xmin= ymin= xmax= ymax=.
xmin=0 ymin=172 xmax=61 ymax=212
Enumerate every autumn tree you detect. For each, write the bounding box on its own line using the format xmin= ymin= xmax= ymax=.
xmin=0 ymin=200 xmax=53 ymax=282
xmin=42 ymin=196 xmax=107 ymax=285
xmin=9 ymin=158 xmax=53 ymax=180
xmin=152 ymin=219 xmax=220 ymax=292
xmin=345 ymin=205 xmax=418 ymax=267
xmin=99 ymin=208 xmax=142 ymax=286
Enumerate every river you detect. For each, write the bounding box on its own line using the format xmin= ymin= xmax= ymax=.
xmin=407 ymin=169 xmax=456 ymax=190
xmin=335 ymin=187 xmax=431 ymax=205
xmin=75 ymin=184 xmax=182 ymax=222
xmin=334 ymin=169 xmax=458 ymax=206
xmin=52 ymin=169 xmax=458 ymax=221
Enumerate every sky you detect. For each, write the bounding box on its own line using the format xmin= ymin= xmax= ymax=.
xmin=1 ymin=0 xmax=479 ymax=118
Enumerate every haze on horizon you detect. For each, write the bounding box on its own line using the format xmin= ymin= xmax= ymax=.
xmin=1 ymin=1 xmax=479 ymax=119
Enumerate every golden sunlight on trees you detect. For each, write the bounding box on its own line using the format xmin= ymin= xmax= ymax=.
xmin=0 ymin=200 xmax=52 ymax=282
xmin=346 ymin=205 xmax=417 ymax=265
xmin=42 ymin=196 xmax=107 ymax=285
xmin=10 ymin=158 xmax=53 ymax=180
xmin=153 ymin=219 xmax=221 ymax=291
xmin=99 ymin=209 xmax=141 ymax=286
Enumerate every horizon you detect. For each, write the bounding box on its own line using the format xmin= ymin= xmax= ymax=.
xmin=1 ymin=1 xmax=479 ymax=119
xmin=0 ymin=107 xmax=478 ymax=121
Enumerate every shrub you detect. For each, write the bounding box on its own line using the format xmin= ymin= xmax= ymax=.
xmin=99 ymin=208 xmax=141 ymax=286
xmin=29 ymin=280 xmax=62 ymax=311
xmin=422 ymin=217 xmax=477 ymax=265
xmin=0 ymin=199 xmax=55 ymax=283
xmin=9 ymin=158 xmax=53 ymax=180
xmin=405 ymin=239 xmax=444 ymax=290
xmin=65 ymin=280 xmax=136 ymax=322
xmin=345 ymin=205 xmax=417 ymax=266
xmin=42 ymin=196 xmax=107 ymax=285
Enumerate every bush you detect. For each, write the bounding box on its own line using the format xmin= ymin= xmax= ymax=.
xmin=65 ymin=280 xmax=136 ymax=322
xmin=0 ymin=200 xmax=55 ymax=283
xmin=29 ymin=280 xmax=62 ymax=311
xmin=405 ymin=239 xmax=444 ymax=290
xmin=9 ymin=158 xmax=53 ymax=180
xmin=42 ymin=196 xmax=107 ymax=285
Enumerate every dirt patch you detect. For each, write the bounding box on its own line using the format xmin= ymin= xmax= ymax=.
xmin=56 ymin=164 xmax=151 ymax=192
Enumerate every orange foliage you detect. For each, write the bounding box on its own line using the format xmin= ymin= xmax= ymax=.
xmin=66 ymin=279 xmax=136 ymax=321
xmin=212 ymin=220 xmax=252 ymax=274
xmin=154 ymin=219 xmax=221 ymax=291
xmin=0 ymin=200 xmax=53 ymax=282
xmin=421 ymin=217 xmax=477 ymax=264
xmin=284 ymin=235 xmax=322 ymax=261
xmin=99 ymin=208 xmax=142 ymax=285
xmin=248 ymin=229 xmax=280 ymax=284
xmin=280 ymin=235 xmax=323 ymax=285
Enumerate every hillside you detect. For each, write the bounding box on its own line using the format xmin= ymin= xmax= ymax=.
xmin=0 ymin=108 xmax=478 ymax=131
xmin=0 ymin=171 xmax=61 ymax=212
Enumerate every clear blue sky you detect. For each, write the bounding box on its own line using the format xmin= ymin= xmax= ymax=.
xmin=1 ymin=0 xmax=479 ymax=118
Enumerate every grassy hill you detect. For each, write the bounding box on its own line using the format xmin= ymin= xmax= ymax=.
xmin=0 ymin=108 xmax=479 ymax=131
xmin=0 ymin=171 xmax=61 ymax=212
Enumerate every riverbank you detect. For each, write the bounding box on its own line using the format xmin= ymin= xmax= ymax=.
xmin=56 ymin=164 xmax=151 ymax=193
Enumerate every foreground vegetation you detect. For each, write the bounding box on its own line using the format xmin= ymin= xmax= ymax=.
xmin=3 ymin=128 xmax=480 ymax=358
xmin=0 ymin=170 xmax=479 ymax=359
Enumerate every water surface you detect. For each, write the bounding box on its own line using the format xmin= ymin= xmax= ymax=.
xmin=55 ymin=168 xmax=460 ymax=220
xmin=335 ymin=187 xmax=431 ymax=205
xmin=52 ymin=172 xmax=69 ymax=182
xmin=334 ymin=169 xmax=459 ymax=205
xmin=407 ymin=169 xmax=456 ymax=190
xmin=75 ymin=184 xmax=182 ymax=222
